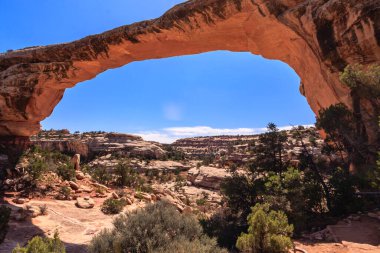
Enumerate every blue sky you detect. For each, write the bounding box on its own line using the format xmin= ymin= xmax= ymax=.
xmin=0 ymin=0 xmax=315 ymax=143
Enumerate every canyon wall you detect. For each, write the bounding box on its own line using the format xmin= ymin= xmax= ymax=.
xmin=0 ymin=0 xmax=379 ymax=145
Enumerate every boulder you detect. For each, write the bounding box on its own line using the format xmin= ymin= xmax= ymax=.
xmin=75 ymin=171 xmax=85 ymax=180
xmin=69 ymin=181 xmax=79 ymax=190
xmin=25 ymin=205 xmax=43 ymax=218
xmin=123 ymin=197 xmax=134 ymax=205
xmin=187 ymin=166 xmax=229 ymax=190
xmin=76 ymin=197 xmax=95 ymax=209
xmin=135 ymin=192 xmax=152 ymax=201
xmin=13 ymin=198 xmax=28 ymax=204
xmin=70 ymin=154 xmax=81 ymax=170
xmin=112 ymin=192 xmax=120 ymax=199
xmin=80 ymin=186 xmax=93 ymax=193
xmin=91 ymin=183 xmax=109 ymax=192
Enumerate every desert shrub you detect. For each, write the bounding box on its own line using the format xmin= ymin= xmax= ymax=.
xmin=368 ymin=151 xmax=380 ymax=190
xmin=262 ymin=167 xmax=318 ymax=232
xmin=201 ymin=208 xmax=246 ymax=250
xmin=134 ymin=192 xmax=144 ymax=200
xmin=340 ymin=64 xmax=380 ymax=98
xmin=152 ymin=236 xmax=228 ymax=253
xmin=115 ymin=162 xmax=139 ymax=187
xmin=196 ymin=198 xmax=207 ymax=206
xmin=328 ymin=167 xmax=361 ymax=215
xmin=27 ymin=157 xmax=48 ymax=180
xmin=39 ymin=204 xmax=48 ymax=215
xmin=21 ymin=147 xmax=73 ymax=183
xmin=202 ymin=154 xmax=215 ymax=166
xmin=88 ymin=165 xmax=112 ymax=185
xmin=101 ymin=198 xmax=126 ymax=215
xmin=56 ymin=163 xmax=76 ymax=181
xmin=221 ymin=172 xmax=261 ymax=216
xmin=236 ymin=203 xmax=293 ymax=253
xmin=95 ymin=187 xmax=106 ymax=195
xmin=0 ymin=205 xmax=11 ymax=244
xmin=58 ymin=186 xmax=71 ymax=200
xmin=89 ymin=201 xmax=226 ymax=253
xmin=145 ymin=169 xmax=159 ymax=181
xmin=163 ymin=145 xmax=186 ymax=161
xmin=137 ymin=183 xmax=153 ymax=193
xmin=250 ymin=123 xmax=288 ymax=174
xmin=12 ymin=231 xmax=65 ymax=253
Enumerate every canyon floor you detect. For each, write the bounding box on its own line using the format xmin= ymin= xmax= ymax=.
xmin=1 ymin=129 xmax=379 ymax=252
xmin=1 ymin=197 xmax=380 ymax=253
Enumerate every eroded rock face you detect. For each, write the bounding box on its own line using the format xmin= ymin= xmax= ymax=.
xmin=0 ymin=0 xmax=378 ymax=144
xmin=188 ymin=166 xmax=230 ymax=190
xmin=31 ymin=131 xmax=166 ymax=160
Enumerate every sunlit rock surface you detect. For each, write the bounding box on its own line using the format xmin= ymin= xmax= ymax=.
xmin=0 ymin=0 xmax=378 ymax=145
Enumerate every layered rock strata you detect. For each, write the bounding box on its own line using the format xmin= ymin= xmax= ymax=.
xmin=0 ymin=0 xmax=378 ymax=149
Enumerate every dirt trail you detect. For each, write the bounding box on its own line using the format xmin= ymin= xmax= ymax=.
xmin=0 ymin=198 xmax=141 ymax=253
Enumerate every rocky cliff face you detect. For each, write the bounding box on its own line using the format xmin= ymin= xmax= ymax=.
xmin=30 ymin=130 xmax=166 ymax=160
xmin=173 ymin=127 xmax=327 ymax=164
xmin=0 ymin=0 xmax=378 ymax=145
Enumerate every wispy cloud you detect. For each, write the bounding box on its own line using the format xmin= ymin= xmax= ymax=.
xmin=134 ymin=125 xmax=314 ymax=144
xmin=163 ymin=104 xmax=182 ymax=121
xmin=163 ymin=126 xmax=266 ymax=137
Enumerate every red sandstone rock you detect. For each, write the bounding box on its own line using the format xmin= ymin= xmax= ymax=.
xmin=0 ymin=0 xmax=378 ymax=147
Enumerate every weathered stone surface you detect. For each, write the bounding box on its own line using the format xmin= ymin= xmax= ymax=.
xmin=70 ymin=154 xmax=81 ymax=171
xmin=0 ymin=0 xmax=378 ymax=148
xmin=12 ymin=197 xmax=28 ymax=204
xmin=76 ymin=197 xmax=95 ymax=209
xmin=31 ymin=131 xmax=166 ymax=160
xmin=69 ymin=181 xmax=79 ymax=190
xmin=188 ymin=166 xmax=229 ymax=190
xmin=75 ymin=171 xmax=85 ymax=180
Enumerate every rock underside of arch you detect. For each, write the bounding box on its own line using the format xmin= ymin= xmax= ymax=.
xmin=0 ymin=0 xmax=378 ymax=148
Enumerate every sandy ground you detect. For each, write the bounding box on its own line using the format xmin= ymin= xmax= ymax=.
xmin=0 ymin=198 xmax=379 ymax=253
xmin=295 ymin=242 xmax=380 ymax=253
xmin=295 ymin=215 xmax=380 ymax=253
xmin=0 ymin=198 xmax=142 ymax=253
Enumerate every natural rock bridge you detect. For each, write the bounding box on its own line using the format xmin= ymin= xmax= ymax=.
xmin=0 ymin=0 xmax=379 ymax=163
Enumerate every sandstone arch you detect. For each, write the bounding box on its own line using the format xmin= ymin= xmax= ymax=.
xmin=0 ymin=0 xmax=379 ymax=148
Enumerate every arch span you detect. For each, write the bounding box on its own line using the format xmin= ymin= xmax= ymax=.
xmin=0 ymin=0 xmax=379 ymax=144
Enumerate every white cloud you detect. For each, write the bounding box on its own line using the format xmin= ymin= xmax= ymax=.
xmin=136 ymin=132 xmax=178 ymax=144
xmin=134 ymin=125 xmax=314 ymax=144
xmin=163 ymin=126 xmax=266 ymax=137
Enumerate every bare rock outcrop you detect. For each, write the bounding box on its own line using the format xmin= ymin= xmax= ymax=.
xmin=188 ymin=166 xmax=230 ymax=190
xmin=30 ymin=130 xmax=166 ymax=160
xmin=0 ymin=0 xmax=378 ymax=151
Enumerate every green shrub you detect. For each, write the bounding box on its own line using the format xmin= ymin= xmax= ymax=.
xmin=27 ymin=157 xmax=48 ymax=180
xmin=152 ymin=236 xmax=227 ymax=253
xmin=39 ymin=204 xmax=48 ymax=215
xmin=329 ymin=167 xmax=361 ymax=215
xmin=88 ymin=166 xmax=112 ymax=185
xmin=56 ymin=163 xmax=76 ymax=181
xmin=340 ymin=64 xmax=380 ymax=98
xmin=0 ymin=205 xmax=11 ymax=244
xmin=202 ymin=154 xmax=215 ymax=166
xmin=12 ymin=231 xmax=65 ymax=253
xmin=236 ymin=203 xmax=293 ymax=253
xmin=101 ymin=198 xmax=126 ymax=215
xmin=58 ymin=186 xmax=71 ymax=200
xmin=89 ymin=201 xmax=226 ymax=253
xmin=196 ymin=198 xmax=207 ymax=206
xmin=115 ymin=162 xmax=139 ymax=187
xmin=201 ymin=208 xmax=246 ymax=249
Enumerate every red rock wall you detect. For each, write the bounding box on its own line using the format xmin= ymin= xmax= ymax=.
xmin=0 ymin=0 xmax=378 ymax=145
